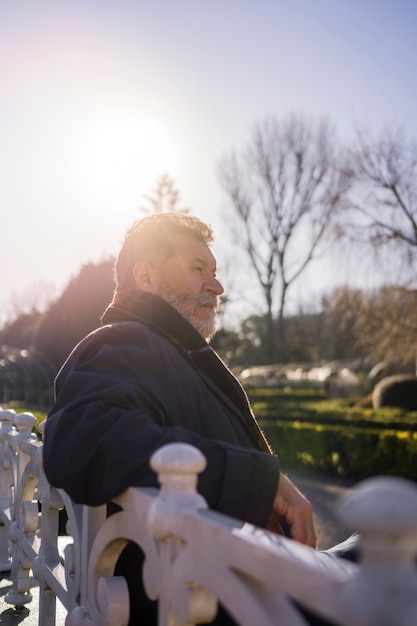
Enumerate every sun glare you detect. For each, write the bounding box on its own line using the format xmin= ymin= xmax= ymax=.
xmin=69 ymin=109 xmax=181 ymax=206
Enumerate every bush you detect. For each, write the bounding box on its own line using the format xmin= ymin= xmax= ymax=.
xmin=372 ymin=374 xmax=417 ymax=411
xmin=250 ymin=387 xmax=417 ymax=481
xmin=261 ymin=419 xmax=417 ymax=482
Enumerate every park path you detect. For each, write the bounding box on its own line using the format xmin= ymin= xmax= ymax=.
xmin=288 ymin=470 xmax=353 ymax=550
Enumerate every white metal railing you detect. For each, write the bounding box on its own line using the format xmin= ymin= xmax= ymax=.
xmin=1 ymin=408 xmax=417 ymax=625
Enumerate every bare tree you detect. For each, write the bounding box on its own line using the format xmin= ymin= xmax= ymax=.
xmin=321 ymin=286 xmax=365 ymax=361
xmin=353 ymin=285 xmax=417 ymax=373
xmin=4 ymin=281 xmax=56 ymax=324
xmin=139 ymin=173 xmax=189 ymax=214
xmin=349 ymin=125 xmax=417 ymax=276
xmin=320 ymin=284 xmax=417 ymax=373
xmin=218 ymin=114 xmax=351 ymax=361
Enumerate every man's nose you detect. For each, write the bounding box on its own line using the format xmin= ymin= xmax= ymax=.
xmin=205 ymin=276 xmax=224 ymax=295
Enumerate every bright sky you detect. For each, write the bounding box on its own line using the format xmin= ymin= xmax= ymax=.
xmin=1 ymin=0 xmax=416 ymax=323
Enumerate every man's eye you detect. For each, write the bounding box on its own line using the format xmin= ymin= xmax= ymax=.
xmin=193 ymin=267 xmax=203 ymax=272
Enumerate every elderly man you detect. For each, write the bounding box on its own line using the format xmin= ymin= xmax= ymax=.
xmin=44 ymin=212 xmax=317 ymax=625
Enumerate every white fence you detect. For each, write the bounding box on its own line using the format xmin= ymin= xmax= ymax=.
xmin=1 ymin=408 xmax=417 ymax=625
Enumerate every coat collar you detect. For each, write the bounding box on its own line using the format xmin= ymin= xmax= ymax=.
xmin=102 ymin=290 xmax=208 ymax=352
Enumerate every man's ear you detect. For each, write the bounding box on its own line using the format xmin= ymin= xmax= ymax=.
xmin=133 ymin=261 xmax=154 ymax=292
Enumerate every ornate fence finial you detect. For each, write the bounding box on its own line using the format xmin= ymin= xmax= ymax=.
xmin=337 ymin=475 xmax=417 ymax=625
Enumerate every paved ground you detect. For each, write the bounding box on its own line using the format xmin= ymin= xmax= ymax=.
xmin=289 ymin=470 xmax=353 ymax=550
xmin=0 ymin=472 xmax=353 ymax=625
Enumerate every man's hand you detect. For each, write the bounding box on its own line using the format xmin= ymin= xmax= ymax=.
xmin=268 ymin=473 xmax=317 ymax=548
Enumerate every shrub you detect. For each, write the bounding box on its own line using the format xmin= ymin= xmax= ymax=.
xmin=372 ymin=374 xmax=417 ymax=411
xmin=260 ymin=419 xmax=417 ymax=481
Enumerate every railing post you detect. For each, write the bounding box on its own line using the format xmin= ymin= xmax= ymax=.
xmin=0 ymin=409 xmax=15 ymax=572
xmin=148 ymin=443 xmax=217 ymax=626
xmin=336 ymin=475 xmax=417 ymax=625
xmin=5 ymin=411 xmax=39 ymax=608
xmin=78 ymin=500 xmax=107 ymax=615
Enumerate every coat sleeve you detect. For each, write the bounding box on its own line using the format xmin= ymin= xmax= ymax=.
xmin=43 ymin=324 xmax=280 ymax=528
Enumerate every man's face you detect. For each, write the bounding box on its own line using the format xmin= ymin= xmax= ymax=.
xmin=150 ymin=234 xmax=224 ymax=340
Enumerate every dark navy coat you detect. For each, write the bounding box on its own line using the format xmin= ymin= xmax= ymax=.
xmin=43 ymin=291 xmax=280 ymax=625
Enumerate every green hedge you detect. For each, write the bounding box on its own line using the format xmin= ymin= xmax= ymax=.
xmin=261 ymin=420 xmax=417 ymax=482
xmin=249 ymin=388 xmax=417 ymax=430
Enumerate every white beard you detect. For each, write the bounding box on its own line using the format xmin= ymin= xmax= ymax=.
xmin=159 ymin=282 xmax=218 ymax=341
